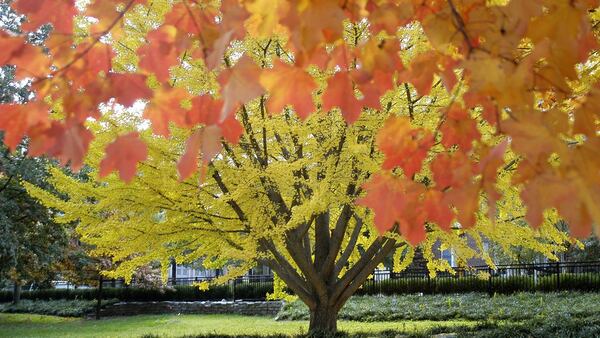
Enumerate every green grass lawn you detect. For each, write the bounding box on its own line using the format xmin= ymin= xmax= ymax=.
xmin=0 ymin=313 xmax=473 ymax=338
xmin=3 ymin=293 xmax=600 ymax=337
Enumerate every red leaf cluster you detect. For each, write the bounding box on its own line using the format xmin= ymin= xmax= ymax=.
xmin=1 ymin=0 xmax=599 ymax=243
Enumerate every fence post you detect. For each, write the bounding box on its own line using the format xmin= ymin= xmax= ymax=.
xmin=171 ymin=260 xmax=177 ymax=286
xmin=95 ymin=275 xmax=103 ymax=320
xmin=556 ymin=261 xmax=560 ymax=290
xmin=232 ymin=278 xmax=236 ymax=301
xmin=487 ymin=267 xmax=493 ymax=297
xmin=426 ymin=272 xmax=431 ymax=294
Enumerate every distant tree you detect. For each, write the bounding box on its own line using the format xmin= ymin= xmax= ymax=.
xmin=0 ymin=7 xmax=70 ymax=301
xmin=0 ymin=138 xmax=69 ymax=303
xmin=565 ymin=237 xmax=600 ymax=262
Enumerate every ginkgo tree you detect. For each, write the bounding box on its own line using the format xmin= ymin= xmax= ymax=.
xmin=27 ymin=104 xmax=572 ymax=333
xmin=3 ymin=0 xmax=600 ymax=332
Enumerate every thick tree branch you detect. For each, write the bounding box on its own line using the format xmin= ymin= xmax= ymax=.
xmin=260 ymin=257 xmax=315 ymax=309
xmin=302 ymin=228 xmax=312 ymax=264
xmin=221 ymin=142 xmax=242 ymax=168
xmin=404 ymin=83 xmax=414 ymax=120
xmin=314 ymin=211 xmax=331 ymax=274
xmin=320 ymin=204 xmax=353 ymax=280
xmin=331 ymin=236 xmax=392 ymax=301
xmin=284 ymin=236 xmax=329 ymax=303
xmin=334 ymin=213 xmax=364 ymax=276
xmin=260 ymin=96 xmax=268 ymax=163
xmin=259 ymin=240 xmax=315 ymax=307
xmin=333 ymin=238 xmax=397 ymax=311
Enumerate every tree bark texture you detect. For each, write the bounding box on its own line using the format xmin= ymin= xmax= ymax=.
xmin=309 ymin=302 xmax=339 ymax=335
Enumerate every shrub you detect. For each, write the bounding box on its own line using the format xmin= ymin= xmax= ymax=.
xmin=276 ymin=292 xmax=600 ymax=322
xmin=0 ymin=299 xmax=118 ymax=317
xmin=0 ymin=282 xmax=274 ymax=303
xmin=355 ymin=272 xmax=600 ymax=296
xmin=453 ymin=315 xmax=600 ymax=338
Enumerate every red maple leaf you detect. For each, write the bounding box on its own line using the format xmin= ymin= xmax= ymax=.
xmin=219 ymin=56 xmax=265 ymax=120
xmin=178 ymin=126 xmax=223 ymax=181
xmin=260 ymin=60 xmax=317 ymax=119
xmin=138 ymin=25 xmax=182 ymax=83
xmin=322 ymin=72 xmax=363 ymax=123
xmin=377 ymin=116 xmax=434 ymax=177
xmin=13 ymin=0 xmax=76 ymax=34
xmin=99 ymin=132 xmax=148 ymax=183
xmin=440 ymin=104 xmax=480 ymax=151
xmin=0 ymin=102 xmax=49 ymax=150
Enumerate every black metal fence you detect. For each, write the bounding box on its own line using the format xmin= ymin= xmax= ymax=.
xmin=167 ymin=274 xmax=274 ymax=287
xmin=166 ymin=275 xmax=275 ymax=301
xmin=7 ymin=261 xmax=600 ymax=303
xmin=359 ymin=261 xmax=600 ymax=296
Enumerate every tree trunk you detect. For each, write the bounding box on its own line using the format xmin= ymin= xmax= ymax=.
xmin=12 ymin=281 xmax=21 ymax=305
xmin=308 ymin=302 xmax=338 ymax=336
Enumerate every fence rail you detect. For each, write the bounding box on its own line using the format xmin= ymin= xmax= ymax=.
xmin=13 ymin=261 xmax=600 ymax=300
xmin=360 ymin=260 xmax=600 ymax=296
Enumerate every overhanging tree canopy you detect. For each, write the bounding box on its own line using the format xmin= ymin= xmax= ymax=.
xmin=2 ymin=0 xmax=600 ymax=241
xmin=4 ymin=0 xmax=600 ymax=332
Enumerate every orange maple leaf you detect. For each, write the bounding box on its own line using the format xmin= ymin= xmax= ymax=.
xmin=430 ymin=151 xmax=473 ymax=190
xmin=260 ymin=60 xmax=317 ymax=119
xmin=440 ymin=104 xmax=480 ymax=152
xmin=99 ymin=132 xmax=148 ymax=183
xmin=33 ymin=122 xmax=94 ymax=172
xmin=356 ymin=173 xmax=406 ymax=234
xmin=187 ymin=95 xmax=224 ymax=126
xmin=186 ymin=96 xmax=243 ymax=144
xmin=377 ymin=116 xmax=434 ymax=177
xmin=322 ymin=72 xmax=363 ymax=123
xmin=13 ymin=0 xmax=76 ymax=34
xmin=138 ymin=25 xmax=182 ymax=83
xmin=0 ymin=33 xmax=51 ymax=79
xmin=353 ymin=70 xmax=394 ymax=110
xmin=0 ymin=102 xmax=49 ymax=150
xmin=177 ymin=126 xmax=223 ymax=181
xmin=106 ymin=74 xmax=153 ymax=107
xmin=521 ymin=172 xmax=592 ymax=238
xmin=423 ymin=189 xmax=453 ymax=231
xmin=144 ymin=86 xmax=190 ymax=136
xmin=219 ymin=56 xmax=265 ymax=120
xmin=64 ymin=43 xmax=115 ymax=88
xmin=478 ymin=140 xmax=508 ymax=219
xmin=357 ymin=173 xmax=428 ymax=245
xmin=444 ymin=181 xmax=479 ymax=229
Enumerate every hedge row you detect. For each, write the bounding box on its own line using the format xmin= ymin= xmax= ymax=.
xmin=357 ymin=273 xmax=600 ymax=295
xmin=0 ymin=299 xmax=118 ymax=317
xmin=0 ymin=282 xmax=274 ymax=303
xmin=2 ymin=273 xmax=598 ymax=302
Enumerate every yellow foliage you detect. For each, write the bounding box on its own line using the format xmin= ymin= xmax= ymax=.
xmin=24 ymin=10 xmax=578 ymax=287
